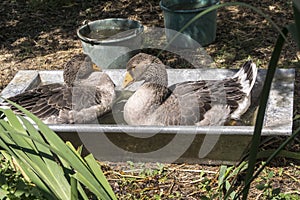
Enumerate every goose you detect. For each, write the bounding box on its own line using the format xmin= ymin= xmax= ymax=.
xmin=6 ymin=53 xmax=116 ymax=124
xmin=122 ymin=53 xmax=257 ymax=126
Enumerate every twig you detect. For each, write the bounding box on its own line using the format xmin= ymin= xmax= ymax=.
xmin=167 ymin=179 xmax=175 ymax=195
xmin=283 ymin=172 xmax=300 ymax=183
xmin=190 ymin=177 xmax=205 ymax=184
xmin=105 ymin=170 xmax=145 ymax=179
xmin=167 ymin=168 xmax=217 ymax=174
xmin=255 ymin=192 xmax=263 ymax=200
xmin=285 ymin=191 xmax=300 ymax=195
xmin=187 ymin=190 xmax=202 ymax=197
xmin=147 ymin=1 xmax=153 ymax=12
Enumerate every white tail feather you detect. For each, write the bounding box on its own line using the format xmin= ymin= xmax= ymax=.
xmin=233 ymin=61 xmax=257 ymax=96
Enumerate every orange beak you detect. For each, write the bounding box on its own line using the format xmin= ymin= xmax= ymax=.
xmin=123 ymin=72 xmax=134 ymax=88
xmin=92 ymin=64 xmax=101 ymax=71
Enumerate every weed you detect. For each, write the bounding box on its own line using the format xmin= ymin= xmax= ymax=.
xmin=0 ymin=154 xmax=45 ymax=200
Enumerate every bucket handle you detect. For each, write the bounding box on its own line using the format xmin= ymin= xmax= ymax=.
xmin=78 ymin=20 xmax=101 ymax=46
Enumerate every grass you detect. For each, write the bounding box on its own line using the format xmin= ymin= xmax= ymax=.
xmin=101 ymin=161 xmax=300 ymax=199
xmin=1 ymin=159 xmax=297 ymax=199
xmin=254 ymin=166 xmax=300 ymax=199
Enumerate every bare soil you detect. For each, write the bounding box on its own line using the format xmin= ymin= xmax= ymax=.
xmin=0 ymin=0 xmax=299 ymax=199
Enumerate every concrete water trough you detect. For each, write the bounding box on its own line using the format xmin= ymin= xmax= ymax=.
xmin=0 ymin=68 xmax=294 ymax=165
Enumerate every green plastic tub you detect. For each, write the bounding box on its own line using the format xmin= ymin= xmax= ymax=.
xmin=160 ymin=0 xmax=219 ymax=48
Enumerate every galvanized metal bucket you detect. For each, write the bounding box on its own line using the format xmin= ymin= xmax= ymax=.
xmin=77 ymin=18 xmax=144 ymax=68
xmin=160 ymin=0 xmax=219 ymax=48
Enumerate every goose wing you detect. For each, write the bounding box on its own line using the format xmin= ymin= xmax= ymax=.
xmin=7 ymin=83 xmax=102 ymax=117
xmin=7 ymin=83 xmax=72 ymax=118
xmin=151 ymin=81 xmax=212 ymax=125
xmin=153 ymin=77 xmax=247 ymax=125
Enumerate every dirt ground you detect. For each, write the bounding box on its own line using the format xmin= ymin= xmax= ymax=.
xmin=0 ymin=0 xmax=299 ymax=199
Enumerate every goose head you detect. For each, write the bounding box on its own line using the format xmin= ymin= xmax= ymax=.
xmin=123 ymin=53 xmax=168 ymax=88
xmin=63 ymin=54 xmax=100 ymax=87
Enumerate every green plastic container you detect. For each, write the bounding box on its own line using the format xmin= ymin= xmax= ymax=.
xmin=160 ymin=0 xmax=219 ymax=48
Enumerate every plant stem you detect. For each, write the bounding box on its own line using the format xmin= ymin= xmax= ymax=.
xmin=241 ymin=27 xmax=289 ymax=200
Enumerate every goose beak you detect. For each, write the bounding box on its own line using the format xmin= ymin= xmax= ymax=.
xmin=92 ymin=64 xmax=102 ymax=71
xmin=123 ymin=72 xmax=134 ymax=88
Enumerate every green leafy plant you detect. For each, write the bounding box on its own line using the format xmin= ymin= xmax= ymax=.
xmin=196 ymin=162 xmax=248 ymax=200
xmin=0 ymin=99 xmax=117 ymax=200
